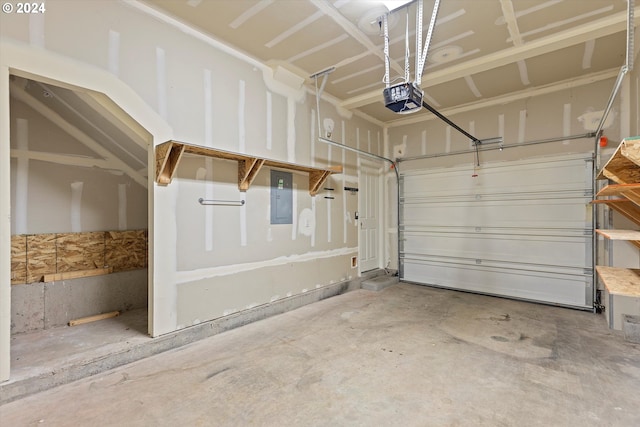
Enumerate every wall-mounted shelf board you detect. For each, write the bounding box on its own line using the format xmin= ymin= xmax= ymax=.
xmin=595 ymin=229 xmax=640 ymax=240
xmin=155 ymin=140 xmax=342 ymax=196
xmin=596 ymin=183 xmax=640 ymax=207
xmin=596 ymin=266 xmax=640 ymax=297
xmin=592 ymin=199 xmax=640 ymax=226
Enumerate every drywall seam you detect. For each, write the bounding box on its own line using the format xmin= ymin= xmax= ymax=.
xmin=291 ymin=183 xmax=298 ymax=241
xmin=445 ymin=126 xmax=451 ymax=153
xmin=155 ymin=47 xmax=167 ymax=120
xmin=175 ymin=246 xmax=358 ymax=283
xmin=70 ymin=182 xmax=83 ymax=232
xmin=421 ymin=130 xmax=427 ymax=155
xmin=118 ymin=183 xmax=127 ymax=230
xmin=311 ymin=197 xmax=316 ymax=247
xmin=310 ymin=109 xmax=316 ymax=167
xmin=327 ymin=186 xmax=332 ymax=243
xmin=266 ymin=91 xmax=272 ymax=150
xmin=519 ymin=109 xmax=527 ymax=142
xmin=205 ymin=158 xmax=213 ymax=251
xmin=583 ymin=39 xmax=595 ymax=69
xmin=240 ymin=192 xmax=247 ymax=247
xmin=563 ymin=103 xmax=572 ymax=144
xmin=464 ymin=76 xmax=482 ymax=98
xmin=368 ymin=130 xmax=372 ymax=152
xmin=342 ymin=121 xmax=347 ymax=245
xmin=28 ymin=13 xmax=45 ymax=48
xmin=517 ymin=60 xmax=530 ymax=85
xmin=204 ymin=69 xmax=213 ymax=146
xmin=356 ymin=127 xmax=360 ymax=151
xmin=498 ymin=114 xmax=505 ymax=138
xmin=287 ymin=97 xmax=295 ymax=162
xmin=229 ymin=0 xmax=274 ymax=29
xmin=15 ymin=118 xmax=28 ymax=235
xmin=238 ymin=80 xmax=246 ymax=153
xmin=108 ymin=30 xmax=120 ymax=76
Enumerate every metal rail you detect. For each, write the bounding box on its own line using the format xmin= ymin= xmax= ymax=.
xmin=398 ymin=132 xmax=595 ymax=163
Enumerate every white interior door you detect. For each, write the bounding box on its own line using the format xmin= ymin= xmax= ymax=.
xmin=359 ymin=163 xmax=381 ymax=272
xmin=400 ymin=153 xmax=594 ymax=308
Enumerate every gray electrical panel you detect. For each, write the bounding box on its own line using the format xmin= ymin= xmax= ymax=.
xmin=271 ymin=170 xmax=293 ymax=224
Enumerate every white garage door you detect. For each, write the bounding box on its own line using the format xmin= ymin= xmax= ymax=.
xmin=400 ymin=153 xmax=594 ymax=309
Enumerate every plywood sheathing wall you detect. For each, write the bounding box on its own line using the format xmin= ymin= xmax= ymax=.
xmin=10 ymin=230 xmax=147 ymax=284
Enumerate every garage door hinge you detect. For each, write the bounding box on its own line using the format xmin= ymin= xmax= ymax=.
xmin=584 ymin=268 xmax=593 ymax=275
xmin=476 ymin=259 xmax=482 ymax=264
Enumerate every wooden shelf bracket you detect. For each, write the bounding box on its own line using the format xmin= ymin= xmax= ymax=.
xmin=155 ymin=140 xmax=342 ymax=196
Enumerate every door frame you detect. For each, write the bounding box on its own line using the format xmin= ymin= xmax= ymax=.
xmin=0 ymin=41 xmax=172 ymax=382
xmin=358 ymin=157 xmax=384 ymax=274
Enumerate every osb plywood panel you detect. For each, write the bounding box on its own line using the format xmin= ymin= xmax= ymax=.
xmin=598 ymin=138 xmax=640 ymax=184
xmin=620 ymin=137 xmax=640 ymax=168
xmin=597 ymin=183 xmax=640 ymax=197
xmin=26 ymin=234 xmax=57 ymax=283
xmin=596 ymin=266 xmax=640 ymax=297
xmin=11 ymin=235 xmax=27 ymax=284
xmin=106 ymin=230 xmax=147 ymax=272
xmin=57 ymin=232 xmax=105 ymax=272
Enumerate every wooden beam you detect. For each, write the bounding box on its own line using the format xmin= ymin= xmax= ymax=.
xmin=238 ymin=158 xmax=265 ymax=191
xmin=596 ymin=229 xmax=640 ymax=240
xmin=155 ymin=141 xmax=185 ymax=185
xmin=592 ymin=199 xmax=640 ymax=227
xmin=309 ymin=170 xmax=332 ymax=196
xmin=69 ymin=310 xmax=120 ymax=327
xmin=43 ymin=267 xmax=113 ymax=282
xmin=597 ymin=183 xmax=640 ymax=197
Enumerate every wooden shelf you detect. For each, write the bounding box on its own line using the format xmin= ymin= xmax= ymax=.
xmin=596 ymin=266 xmax=640 ymax=297
xmin=595 ymin=229 xmax=640 ymax=240
xmin=592 ymin=199 xmax=640 ymax=226
xmin=597 ymin=136 xmax=640 ymax=183
xmin=155 ymin=140 xmax=342 ymax=196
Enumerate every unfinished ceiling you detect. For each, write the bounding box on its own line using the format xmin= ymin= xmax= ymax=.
xmin=140 ymin=0 xmax=636 ymax=126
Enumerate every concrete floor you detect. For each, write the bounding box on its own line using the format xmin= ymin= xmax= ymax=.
xmin=1 ymin=283 xmax=640 ymax=426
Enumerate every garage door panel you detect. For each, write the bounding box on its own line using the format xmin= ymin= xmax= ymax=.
xmin=403 ymin=158 xmax=592 ymax=199
xmin=403 ymin=199 xmax=590 ymax=229
xmin=403 ymin=260 xmax=591 ymax=307
xmin=400 ymin=154 xmax=593 ymax=308
xmin=402 ymin=232 xmax=590 ymax=269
